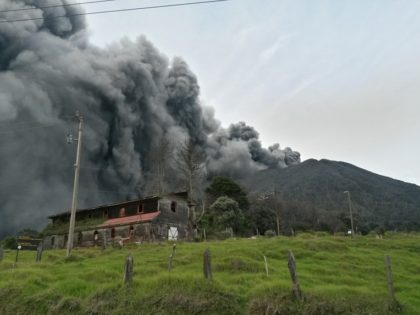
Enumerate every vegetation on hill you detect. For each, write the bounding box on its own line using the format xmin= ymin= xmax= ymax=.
xmin=240 ymin=159 xmax=420 ymax=234
xmin=1 ymin=234 xmax=419 ymax=314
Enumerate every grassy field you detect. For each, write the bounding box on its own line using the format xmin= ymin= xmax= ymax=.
xmin=0 ymin=233 xmax=420 ymax=315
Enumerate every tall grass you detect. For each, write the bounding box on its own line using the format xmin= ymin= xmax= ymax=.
xmin=0 ymin=233 xmax=419 ymax=314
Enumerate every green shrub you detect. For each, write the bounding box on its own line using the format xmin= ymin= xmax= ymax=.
xmin=1 ymin=236 xmax=17 ymax=249
xmin=264 ymin=230 xmax=276 ymax=237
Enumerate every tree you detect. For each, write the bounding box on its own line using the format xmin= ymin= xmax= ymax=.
xmin=209 ymin=196 xmax=245 ymax=234
xmin=147 ymin=137 xmax=174 ymax=195
xmin=248 ymin=195 xmax=276 ymax=235
xmin=177 ymin=139 xmax=205 ymax=202
xmin=177 ymin=139 xmax=205 ymax=239
xmin=1 ymin=236 xmax=17 ymax=249
xmin=206 ymin=176 xmax=249 ymax=210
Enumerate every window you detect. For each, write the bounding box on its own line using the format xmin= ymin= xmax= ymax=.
xmin=170 ymin=201 xmax=177 ymax=212
xmin=137 ymin=203 xmax=144 ymax=213
xmin=88 ymin=213 xmax=92 ymax=219
xmin=119 ymin=208 xmax=126 ymax=217
xmin=111 ymin=228 xmax=116 ymax=238
xmin=51 ymin=236 xmax=55 ymax=247
xmin=93 ymin=230 xmax=99 ymax=241
xmin=103 ymin=210 xmax=108 ymax=218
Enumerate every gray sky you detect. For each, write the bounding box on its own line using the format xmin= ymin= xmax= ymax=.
xmin=84 ymin=0 xmax=420 ymax=185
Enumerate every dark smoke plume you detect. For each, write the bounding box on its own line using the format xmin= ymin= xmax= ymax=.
xmin=0 ymin=0 xmax=300 ymax=236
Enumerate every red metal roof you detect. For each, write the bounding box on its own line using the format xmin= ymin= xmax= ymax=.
xmin=99 ymin=211 xmax=160 ymax=228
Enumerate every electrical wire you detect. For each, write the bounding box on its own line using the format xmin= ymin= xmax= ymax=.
xmin=0 ymin=0 xmax=120 ymax=14
xmin=0 ymin=0 xmax=229 ymax=24
xmin=0 ymin=124 xmax=60 ymax=135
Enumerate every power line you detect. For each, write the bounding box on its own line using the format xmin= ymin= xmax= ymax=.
xmin=0 ymin=0 xmax=230 ymax=24
xmin=0 ymin=0 xmax=119 ymax=14
xmin=0 ymin=124 xmax=59 ymax=135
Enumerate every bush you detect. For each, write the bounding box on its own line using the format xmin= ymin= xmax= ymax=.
xmin=209 ymin=197 xmax=245 ymax=233
xmin=1 ymin=236 xmax=18 ymax=249
xmin=264 ymin=230 xmax=276 ymax=237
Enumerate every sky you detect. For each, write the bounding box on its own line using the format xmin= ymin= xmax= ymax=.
xmin=82 ymin=0 xmax=420 ymax=185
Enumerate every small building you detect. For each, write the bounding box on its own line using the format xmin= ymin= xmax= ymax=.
xmin=43 ymin=192 xmax=191 ymax=249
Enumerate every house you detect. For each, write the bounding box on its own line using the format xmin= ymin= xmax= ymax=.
xmin=43 ymin=192 xmax=191 ymax=249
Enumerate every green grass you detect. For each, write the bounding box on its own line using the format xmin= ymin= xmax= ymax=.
xmin=0 ymin=233 xmax=419 ymax=314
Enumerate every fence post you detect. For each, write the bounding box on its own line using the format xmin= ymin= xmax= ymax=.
xmin=101 ymin=232 xmax=107 ymax=251
xmin=385 ymin=255 xmax=401 ymax=311
xmin=287 ymin=250 xmax=302 ymax=300
xmin=36 ymin=243 xmax=43 ymax=262
xmin=385 ymin=255 xmax=395 ymax=300
xmin=168 ymin=243 xmax=177 ymax=272
xmin=123 ymin=253 xmax=134 ymax=284
xmin=13 ymin=245 xmax=21 ymax=268
xmin=263 ymin=255 xmax=269 ymax=276
xmin=203 ymin=248 xmax=212 ymax=280
xmin=203 ymin=229 xmax=207 ymax=242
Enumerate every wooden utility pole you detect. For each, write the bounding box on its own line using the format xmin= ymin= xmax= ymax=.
xmin=273 ymin=189 xmax=281 ymax=236
xmin=344 ymin=191 xmax=355 ymax=237
xmin=66 ymin=111 xmax=83 ymax=257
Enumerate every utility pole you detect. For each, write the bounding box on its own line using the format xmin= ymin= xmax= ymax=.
xmin=344 ymin=191 xmax=355 ymax=237
xmin=66 ymin=111 xmax=83 ymax=257
xmin=273 ymin=188 xmax=281 ymax=236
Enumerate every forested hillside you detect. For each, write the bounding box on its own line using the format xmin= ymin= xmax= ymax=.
xmin=242 ymin=159 xmax=420 ymax=233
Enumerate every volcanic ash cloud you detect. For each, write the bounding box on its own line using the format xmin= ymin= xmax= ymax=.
xmin=0 ymin=0 xmax=300 ymax=235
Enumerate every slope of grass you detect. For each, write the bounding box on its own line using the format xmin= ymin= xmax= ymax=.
xmin=0 ymin=233 xmax=419 ymax=314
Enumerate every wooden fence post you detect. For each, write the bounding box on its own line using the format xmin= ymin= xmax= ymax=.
xmin=263 ymin=255 xmax=269 ymax=276
xmin=168 ymin=244 xmax=177 ymax=272
xmin=101 ymin=232 xmax=107 ymax=251
xmin=13 ymin=246 xmax=21 ymax=268
xmin=36 ymin=243 xmax=43 ymax=262
xmin=123 ymin=253 xmax=134 ymax=284
xmin=203 ymin=248 xmax=212 ymax=280
xmin=203 ymin=229 xmax=207 ymax=242
xmin=0 ymin=245 xmax=3 ymax=262
xmin=287 ymin=250 xmax=302 ymax=300
xmin=385 ymin=255 xmax=395 ymax=300
xmin=385 ymin=255 xmax=401 ymax=311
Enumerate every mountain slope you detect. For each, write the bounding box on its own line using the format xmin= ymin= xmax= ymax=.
xmin=241 ymin=159 xmax=420 ymax=231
